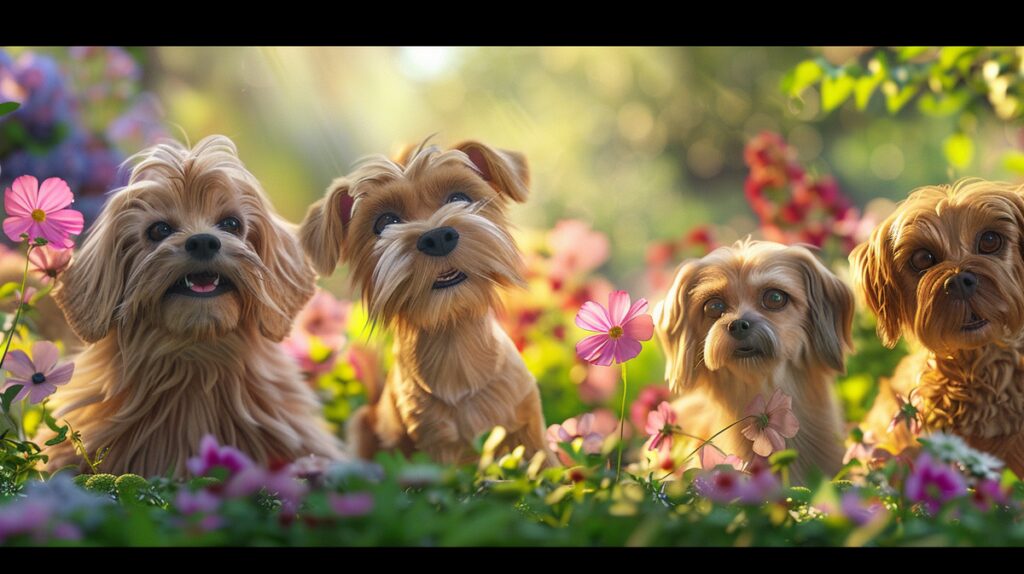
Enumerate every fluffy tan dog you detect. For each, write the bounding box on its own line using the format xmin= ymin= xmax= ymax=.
xmin=852 ymin=179 xmax=1024 ymax=474
xmin=299 ymin=140 xmax=551 ymax=465
xmin=654 ymin=238 xmax=851 ymax=482
xmin=45 ymin=135 xmax=342 ymax=477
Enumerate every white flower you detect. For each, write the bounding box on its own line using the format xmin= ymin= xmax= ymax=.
xmin=961 ymin=449 xmax=1004 ymax=480
xmin=919 ymin=432 xmax=970 ymax=463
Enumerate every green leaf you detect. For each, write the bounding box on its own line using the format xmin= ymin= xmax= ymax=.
xmin=884 ymin=83 xmax=919 ymax=113
xmin=854 ymin=75 xmax=882 ymax=110
xmin=821 ymin=73 xmax=856 ymax=113
xmin=1003 ymin=151 xmax=1024 ymax=174
xmin=898 ymin=47 xmax=931 ymax=61
xmin=938 ymin=47 xmax=977 ymax=70
xmin=43 ymin=410 xmax=69 ymax=446
xmin=780 ymin=59 xmax=824 ymax=96
xmin=0 ymin=281 xmax=21 ymax=300
xmin=943 ymin=133 xmax=974 ymax=169
xmin=918 ymin=90 xmax=971 ymax=117
xmin=769 ymin=449 xmax=799 ymax=468
xmin=1 ymin=385 xmax=21 ymax=412
xmin=0 ymin=102 xmax=19 ymax=116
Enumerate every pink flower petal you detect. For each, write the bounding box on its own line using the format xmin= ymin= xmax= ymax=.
xmin=581 ymin=433 xmax=603 ymax=454
xmin=745 ymin=394 xmax=767 ymax=418
xmin=5 ymin=380 xmax=32 ymax=403
xmin=645 ymin=409 xmax=665 ymax=436
xmin=36 ymin=178 xmax=73 ymax=212
xmin=3 ymin=350 xmax=35 ymax=379
xmin=27 ymin=382 xmax=57 ymax=404
xmin=576 ymin=333 xmax=613 ymax=366
xmin=611 ymin=336 xmax=641 ymax=364
xmin=577 ymin=413 xmax=595 ymax=435
xmin=561 ymin=418 xmax=579 ymax=437
xmin=3 ymin=217 xmax=33 ymax=243
xmin=607 ymin=290 xmax=632 ymax=326
xmin=751 ymin=432 xmax=774 ymax=457
xmin=46 ymin=362 xmax=75 ymax=387
xmin=766 ymin=428 xmax=787 ymax=453
xmin=770 ymin=409 xmax=800 ymax=438
xmin=31 ymin=341 xmax=59 ymax=374
xmin=657 ymin=402 xmax=675 ymax=425
xmin=622 ymin=313 xmax=654 ymax=342
xmin=8 ymin=176 xmax=39 ymax=214
xmin=620 ymin=297 xmax=650 ymax=325
xmin=575 ymin=301 xmax=611 ymax=332
xmin=46 ymin=209 xmax=85 ymax=235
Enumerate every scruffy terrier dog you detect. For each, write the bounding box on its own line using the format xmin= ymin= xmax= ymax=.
xmin=654 ymin=238 xmax=852 ymax=482
xmin=853 ymin=179 xmax=1024 ymax=474
xmin=46 ymin=135 xmax=342 ymax=477
xmin=299 ymin=140 xmax=551 ymax=465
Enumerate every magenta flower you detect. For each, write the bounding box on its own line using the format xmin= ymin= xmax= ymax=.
xmin=699 ymin=444 xmax=746 ymax=471
xmin=575 ymin=290 xmax=654 ymax=366
xmin=546 ymin=413 xmax=605 ymax=466
xmin=971 ymin=478 xmax=1010 ymax=511
xmin=186 ymin=435 xmax=254 ymax=478
xmin=904 ymin=452 xmax=967 ymax=515
xmin=888 ymin=387 xmax=924 ymax=435
xmin=3 ymin=176 xmax=83 ymax=248
xmin=741 ymin=388 xmax=800 ymax=457
xmin=175 ymin=489 xmax=221 ymax=515
xmin=644 ymin=401 xmax=678 ymax=456
xmin=693 ymin=468 xmax=746 ymax=504
xmin=1 ymin=341 xmax=74 ymax=404
xmin=630 ymin=385 xmax=673 ymax=432
xmin=329 ymin=492 xmax=374 ymax=517
xmin=28 ymin=245 xmax=72 ymax=284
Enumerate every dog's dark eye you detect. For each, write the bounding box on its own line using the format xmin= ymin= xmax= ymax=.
xmin=762 ymin=289 xmax=789 ymax=311
xmin=446 ymin=192 xmax=472 ymax=204
xmin=978 ymin=230 xmax=1003 ymax=254
xmin=218 ymin=216 xmax=242 ymax=235
xmin=374 ymin=213 xmax=402 ymax=235
xmin=910 ymin=249 xmax=937 ymax=272
xmin=147 ymin=222 xmax=174 ymax=242
xmin=703 ymin=298 xmax=726 ymax=319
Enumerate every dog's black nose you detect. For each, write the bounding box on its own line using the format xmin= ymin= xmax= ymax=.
xmin=185 ymin=233 xmax=221 ymax=261
xmin=727 ymin=318 xmax=752 ymax=340
xmin=944 ymin=271 xmax=978 ymax=300
xmin=417 ymin=226 xmax=459 ymax=257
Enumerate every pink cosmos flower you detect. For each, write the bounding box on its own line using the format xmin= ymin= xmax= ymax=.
xmin=546 ymin=413 xmax=605 ymax=466
xmin=630 ymin=385 xmax=673 ymax=431
xmin=741 ymin=388 xmax=800 ymax=457
xmin=575 ymin=290 xmax=654 ymax=366
xmin=548 ymin=220 xmax=610 ymax=282
xmin=28 ymin=245 xmax=72 ymax=284
xmin=3 ymin=176 xmax=83 ymax=248
xmin=1 ymin=341 xmax=74 ymax=404
xmin=904 ymin=452 xmax=967 ymax=515
xmin=294 ymin=289 xmax=351 ymax=349
xmin=329 ymin=492 xmax=374 ymax=517
xmin=186 ymin=435 xmax=254 ymax=478
xmin=888 ymin=387 xmax=924 ymax=435
xmin=699 ymin=444 xmax=746 ymax=472
xmin=644 ymin=401 xmax=678 ymax=456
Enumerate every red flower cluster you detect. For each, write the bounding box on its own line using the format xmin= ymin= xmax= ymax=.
xmin=644 ymin=226 xmax=718 ymax=293
xmin=744 ymin=132 xmax=860 ymax=253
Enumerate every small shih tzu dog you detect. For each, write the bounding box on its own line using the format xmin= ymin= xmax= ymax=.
xmin=654 ymin=238 xmax=852 ymax=482
xmin=47 ymin=135 xmax=342 ymax=477
xmin=852 ymin=178 xmax=1024 ymax=474
xmin=299 ymin=140 xmax=551 ymax=465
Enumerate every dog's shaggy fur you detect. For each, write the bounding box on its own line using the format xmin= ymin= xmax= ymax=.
xmin=853 ymin=179 xmax=1024 ymax=474
xmin=655 ymin=239 xmax=851 ymax=483
xmin=45 ymin=135 xmax=342 ymax=477
xmin=300 ymin=140 xmax=552 ymax=465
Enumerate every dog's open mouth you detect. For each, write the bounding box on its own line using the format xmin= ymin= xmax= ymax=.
xmin=733 ymin=346 xmax=765 ymax=358
xmin=962 ymin=311 xmax=989 ymax=332
xmin=432 ymin=268 xmax=467 ymax=290
xmin=168 ymin=271 xmax=235 ymax=298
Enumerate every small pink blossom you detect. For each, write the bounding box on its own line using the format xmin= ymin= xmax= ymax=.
xmin=175 ymin=489 xmax=221 ymax=515
xmin=644 ymin=401 xmax=677 ymax=456
xmin=547 ymin=220 xmax=610 ymax=282
xmin=186 ymin=435 xmax=254 ymax=478
xmin=575 ymin=290 xmax=654 ymax=366
xmin=840 ymin=491 xmax=887 ymax=526
xmin=630 ymin=385 xmax=673 ymax=432
xmin=889 ymin=387 xmax=924 ymax=435
xmin=699 ymin=445 xmax=745 ymax=471
xmin=740 ymin=388 xmax=800 ymax=457
xmin=29 ymin=245 xmax=72 ymax=284
xmin=1 ymin=340 xmax=74 ymax=404
xmin=329 ymin=492 xmax=374 ymax=517
xmin=546 ymin=413 xmax=605 ymax=466
xmin=843 ymin=428 xmax=879 ymax=465
xmin=3 ymin=176 xmax=83 ymax=248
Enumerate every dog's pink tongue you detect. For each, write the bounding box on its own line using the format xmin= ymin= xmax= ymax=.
xmin=188 ymin=273 xmax=217 ymax=293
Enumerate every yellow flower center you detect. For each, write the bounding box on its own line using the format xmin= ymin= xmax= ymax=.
xmin=31 ymin=209 xmax=46 ymax=222
xmin=608 ymin=325 xmax=624 ymax=339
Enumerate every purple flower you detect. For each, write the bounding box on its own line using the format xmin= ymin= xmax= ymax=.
xmin=224 ymin=465 xmax=308 ymax=514
xmin=1 ymin=340 xmax=75 ymax=404
xmin=186 ymin=435 xmax=254 ymax=478
xmin=904 ymin=452 xmax=967 ymax=514
xmin=840 ymin=491 xmax=886 ymax=526
xmin=971 ymin=478 xmax=1010 ymax=511
xmin=175 ymin=489 xmax=221 ymax=515
xmin=329 ymin=492 xmax=374 ymax=517
xmin=0 ymin=499 xmax=52 ymax=543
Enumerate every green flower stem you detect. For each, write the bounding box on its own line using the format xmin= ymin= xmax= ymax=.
xmin=659 ymin=415 xmax=757 ymax=481
xmin=0 ymin=244 xmax=35 ymax=441
xmin=615 ymin=362 xmax=628 ymax=482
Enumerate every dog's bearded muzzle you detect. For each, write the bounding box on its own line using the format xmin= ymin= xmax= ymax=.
xmin=704 ymin=314 xmax=779 ymax=372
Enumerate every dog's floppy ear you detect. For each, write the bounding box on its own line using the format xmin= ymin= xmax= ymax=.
xmin=849 ymin=218 xmax=903 ymax=348
xmin=454 ymin=141 xmax=529 ymax=203
xmin=654 ymin=259 xmax=704 ymax=394
xmin=299 ymin=177 xmax=354 ymax=276
xmin=53 ymin=192 xmax=131 ymax=343
xmin=252 ymin=212 xmax=316 ymax=342
xmin=791 ymin=247 xmax=855 ymax=373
